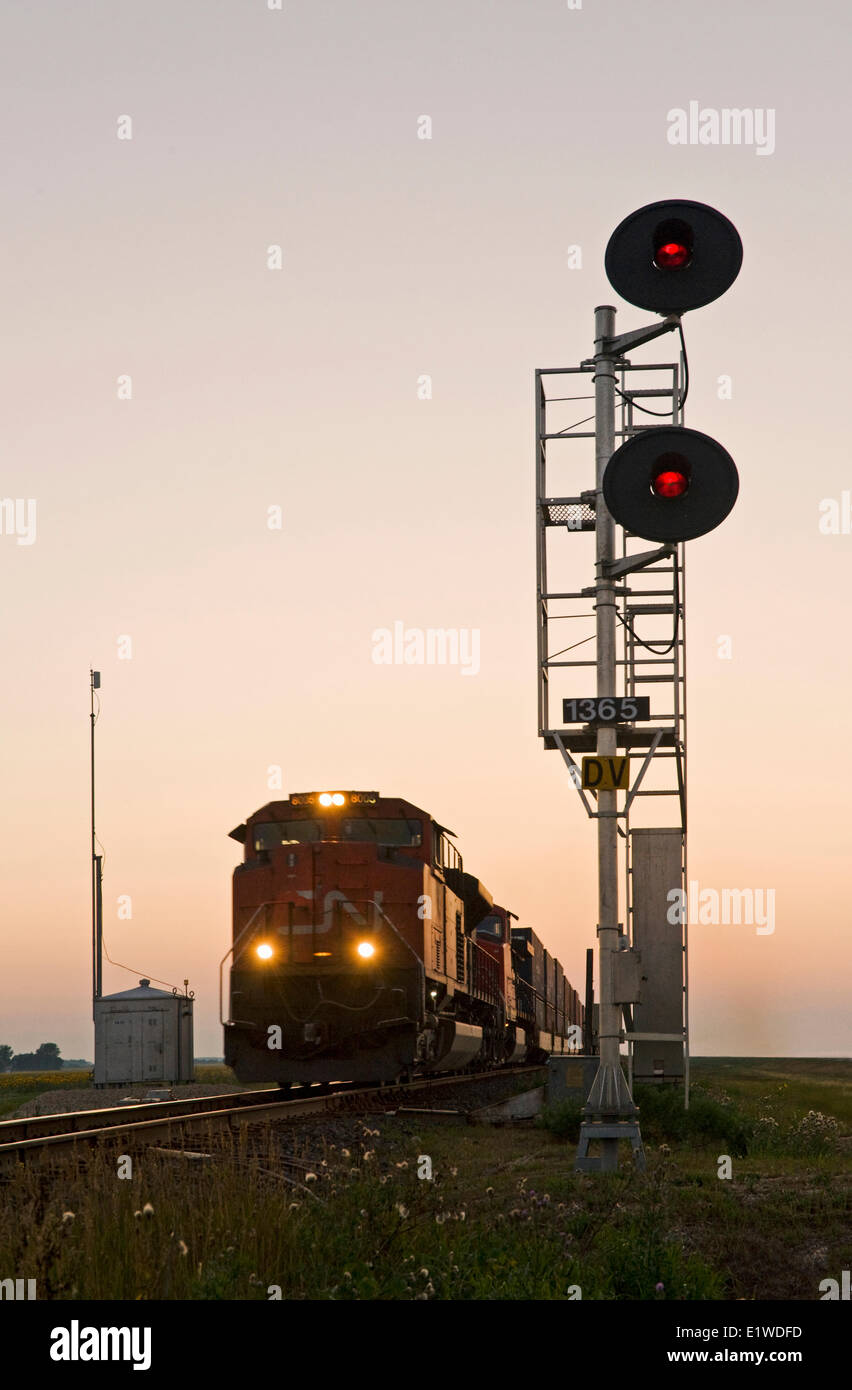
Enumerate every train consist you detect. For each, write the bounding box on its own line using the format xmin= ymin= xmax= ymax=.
xmin=224 ymin=791 xmax=584 ymax=1085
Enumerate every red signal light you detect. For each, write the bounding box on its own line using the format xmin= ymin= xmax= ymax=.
xmin=652 ymin=469 xmax=689 ymax=498
xmin=654 ymin=241 xmax=690 ymax=269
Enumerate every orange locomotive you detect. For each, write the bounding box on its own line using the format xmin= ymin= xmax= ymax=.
xmin=224 ymin=790 xmax=583 ymax=1085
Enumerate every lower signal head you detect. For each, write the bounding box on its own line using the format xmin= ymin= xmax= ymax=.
xmin=602 ymin=426 xmax=738 ymax=542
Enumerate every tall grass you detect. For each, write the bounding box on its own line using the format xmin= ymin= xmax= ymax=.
xmin=538 ymin=1080 xmax=841 ymax=1159
xmin=0 ymin=1125 xmax=721 ymax=1301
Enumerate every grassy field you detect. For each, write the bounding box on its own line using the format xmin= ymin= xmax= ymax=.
xmin=0 ymin=1064 xmax=270 ymax=1120
xmin=690 ymin=1057 xmax=852 ymax=1129
xmin=0 ymin=1058 xmax=848 ymax=1300
xmin=0 ymin=1071 xmax=93 ymax=1119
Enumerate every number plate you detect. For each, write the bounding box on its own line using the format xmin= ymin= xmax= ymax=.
xmin=562 ymin=697 xmax=651 ymax=723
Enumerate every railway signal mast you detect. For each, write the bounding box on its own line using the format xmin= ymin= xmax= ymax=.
xmin=535 ymin=200 xmax=742 ymax=1172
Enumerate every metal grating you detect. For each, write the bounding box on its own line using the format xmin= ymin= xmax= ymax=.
xmin=544 ymin=501 xmax=596 ymax=529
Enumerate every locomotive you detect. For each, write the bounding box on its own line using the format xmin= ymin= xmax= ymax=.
xmin=224 ymin=790 xmax=583 ymax=1085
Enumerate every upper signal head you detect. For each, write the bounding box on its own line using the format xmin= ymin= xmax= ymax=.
xmin=605 ymin=200 xmax=742 ymax=314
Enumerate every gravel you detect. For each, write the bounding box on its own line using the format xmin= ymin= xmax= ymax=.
xmin=4 ymin=1082 xmax=257 ymax=1121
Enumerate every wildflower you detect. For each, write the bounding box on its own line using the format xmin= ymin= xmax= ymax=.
xmin=542 ymin=1194 xmax=551 ymax=1204
xmin=61 ymin=1211 xmax=75 ymax=1224
xmin=450 ymin=1166 xmax=458 ymax=1177
xmin=133 ymin=1210 xmax=142 ymax=1219
xmin=452 ymin=1265 xmax=459 ymax=1274
xmin=485 ymin=1186 xmax=493 ymax=1196
xmin=288 ymin=1202 xmax=300 ymax=1212
xmin=395 ymin=1161 xmax=409 ymax=1170
xmin=363 ymin=1150 xmax=375 ymax=1161
xmin=341 ymin=1148 xmax=351 ymax=1158
xmin=655 ymin=1282 xmax=664 ymax=1292
xmin=379 ymin=1175 xmax=388 ymax=1185
xmin=305 ymin=1172 xmax=318 ymax=1183
xmin=142 ymin=1203 xmax=154 ymax=1218
xmin=177 ymin=1240 xmax=188 ymax=1257
xmin=419 ymin=1268 xmax=429 ymax=1277
xmin=343 ymin=1272 xmax=352 ymax=1281
xmin=397 ymin=1204 xmax=409 ymax=1219
xmin=435 ymin=1213 xmax=445 ymax=1224
xmin=360 ymin=1210 xmax=368 ymax=1218
xmin=659 ymin=1144 xmax=670 ymax=1156
xmin=458 ymin=1210 xmax=466 ymax=1222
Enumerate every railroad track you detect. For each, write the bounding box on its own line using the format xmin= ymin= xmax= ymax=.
xmin=0 ymin=1067 xmax=543 ymax=1168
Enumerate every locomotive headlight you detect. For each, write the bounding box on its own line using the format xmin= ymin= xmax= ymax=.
xmin=356 ymin=941 xmax=375 ymax=959
xmin=319 ymin=793 xmax=333 ymax=807
xmin=255 ymin=943 xmax=274 ymax=961
xmin=331 ymin=793 xmax=345 ymax=806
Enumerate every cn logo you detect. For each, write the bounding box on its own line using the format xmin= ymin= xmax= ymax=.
xmin=581 ymin=756 xmax=630 ymax=791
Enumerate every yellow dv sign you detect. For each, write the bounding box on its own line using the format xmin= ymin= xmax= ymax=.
xmin=582 ymin=755 xmax=630 ymax=790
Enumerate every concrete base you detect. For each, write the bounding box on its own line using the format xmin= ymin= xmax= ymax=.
xmin=574 ymin=1120 xmax=646 ymax=1173
xmin=470 ymin=1086 xmax=544 ymax=1125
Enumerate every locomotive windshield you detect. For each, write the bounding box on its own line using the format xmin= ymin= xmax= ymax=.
xmin=253 ymin=818 xmax=422 ymax=851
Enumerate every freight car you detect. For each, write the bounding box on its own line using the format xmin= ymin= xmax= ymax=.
xmin=224 ymin=790 xmax=583 ymax=1085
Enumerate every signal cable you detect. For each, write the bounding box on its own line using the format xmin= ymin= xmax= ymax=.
xmin=616 ymin=552 xmax=681 ymax=656
xmin=613 ymin=321 xmax=689 ymax=416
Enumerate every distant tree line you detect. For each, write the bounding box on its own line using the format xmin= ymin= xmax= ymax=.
xmin=0 ymin=1042 xmax=63 ymax=1071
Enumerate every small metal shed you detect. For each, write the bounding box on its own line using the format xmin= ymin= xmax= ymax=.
xmin=93 ymin=979 xmax=194 ymax=1086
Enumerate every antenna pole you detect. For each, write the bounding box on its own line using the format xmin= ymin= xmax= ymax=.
xmin=90 ymin=670 xmax=102 ymax=1010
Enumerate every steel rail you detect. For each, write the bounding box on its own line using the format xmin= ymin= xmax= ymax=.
xmin=0 ymin=1066 xmax=544 ymax=1167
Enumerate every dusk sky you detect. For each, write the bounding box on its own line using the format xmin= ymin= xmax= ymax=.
xmin=2 ymin=0 xmax=849 ymax=1061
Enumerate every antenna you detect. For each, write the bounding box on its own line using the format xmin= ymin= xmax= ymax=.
xmin=90 ymin=669 xmax=103 ymax=1010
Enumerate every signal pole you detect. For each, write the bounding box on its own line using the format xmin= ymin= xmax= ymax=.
xmin=575 ymin=307 xmax=645 ymax=1172
xmin=535 ymin=200 xmax=743 ymax=1171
